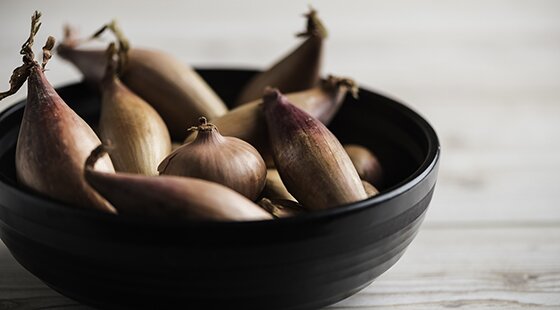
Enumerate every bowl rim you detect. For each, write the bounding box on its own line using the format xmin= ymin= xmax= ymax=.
xmin=0 ymin=74 xmax=440 ymax=228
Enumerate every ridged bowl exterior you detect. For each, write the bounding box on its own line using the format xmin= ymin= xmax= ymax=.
xmin=0 ymin=69 xmax=440 ymax=310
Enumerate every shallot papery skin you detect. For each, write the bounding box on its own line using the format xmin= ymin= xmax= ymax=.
xmin=16 ymin=66 xmax=116 ymax=213
xmin=159 ymin=117 xmax=266 ymax=201
xmin=234 ymin=8 xmax=327 ymax=106
xmin=262 ymin=89 xmax=367 ymax=210
xmin=58 ymin=34 xmax=228 ymax=141
xmin=85 ymin=145 xmax=271 ymax=221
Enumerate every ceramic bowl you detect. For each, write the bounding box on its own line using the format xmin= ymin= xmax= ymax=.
xmin=0 ymin=69 xmax=440 ymax=310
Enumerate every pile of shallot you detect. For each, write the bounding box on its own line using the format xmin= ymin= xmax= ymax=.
xmin=0 ymin=10 xmax=385 ymax=221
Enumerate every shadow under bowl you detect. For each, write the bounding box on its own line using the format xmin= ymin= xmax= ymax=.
xmin=0 ymin=69 xmax=440 ymax=310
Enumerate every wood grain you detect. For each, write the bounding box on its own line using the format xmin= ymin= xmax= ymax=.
xmin=331 ymin=225 xmax=560 ymax=309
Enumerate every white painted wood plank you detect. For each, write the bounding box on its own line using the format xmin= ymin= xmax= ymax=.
xmin=1 ymin=0 xmax=559 ymax=109
xmin=330 ymin=225 xmax=560 ymax=309
xmin=428 ymin=151 xmax=560 ymax=223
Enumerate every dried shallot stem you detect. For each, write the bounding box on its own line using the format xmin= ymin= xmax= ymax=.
xmin=0 ymin=11 xmax=42 ymax=100
xmin=90 ymin=20 xmax=130 ymax=75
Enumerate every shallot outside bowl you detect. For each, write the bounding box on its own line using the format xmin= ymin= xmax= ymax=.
xmin=0 ymin=69 xmax=440 ymax=310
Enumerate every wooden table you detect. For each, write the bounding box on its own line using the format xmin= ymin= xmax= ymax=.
xmin=1 ymin=1 xmax=559 ymax=308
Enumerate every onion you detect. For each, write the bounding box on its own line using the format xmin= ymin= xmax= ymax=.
xmin=57 ymin=22 xmax=228 ymax=141
xmin=234 ymin=7 xmax=327 ymax=106
xmin=98 ymin=43 xmax=171 ymax=175
xmin=258 ymin=198 xmax=304 ymax=218
xmin=362 ymin=180 xmax=380 ymax=197
xmin=159 ymin=117 xmax=266 ymax=201
xmin=344 ymin=144 xmax=384 ymax=188
xmin=0 ymin=12 xmax=115 ymax=213
xmin=85 ymin=145 xmax=271 ymax=221
xmin=184 ymin=75 xmax=357 ymax=164
xmin=263 ymin=89 xmax=367 ymax=210
xmin=262 ymin=169 xmax=297 ymax=201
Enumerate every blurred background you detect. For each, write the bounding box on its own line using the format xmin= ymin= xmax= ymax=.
xmin=1 ymin=0 xmax=559 ymax=308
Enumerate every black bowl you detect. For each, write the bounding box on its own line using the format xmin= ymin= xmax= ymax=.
xmin=0 ymin=69 xmax=440 ymax=310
